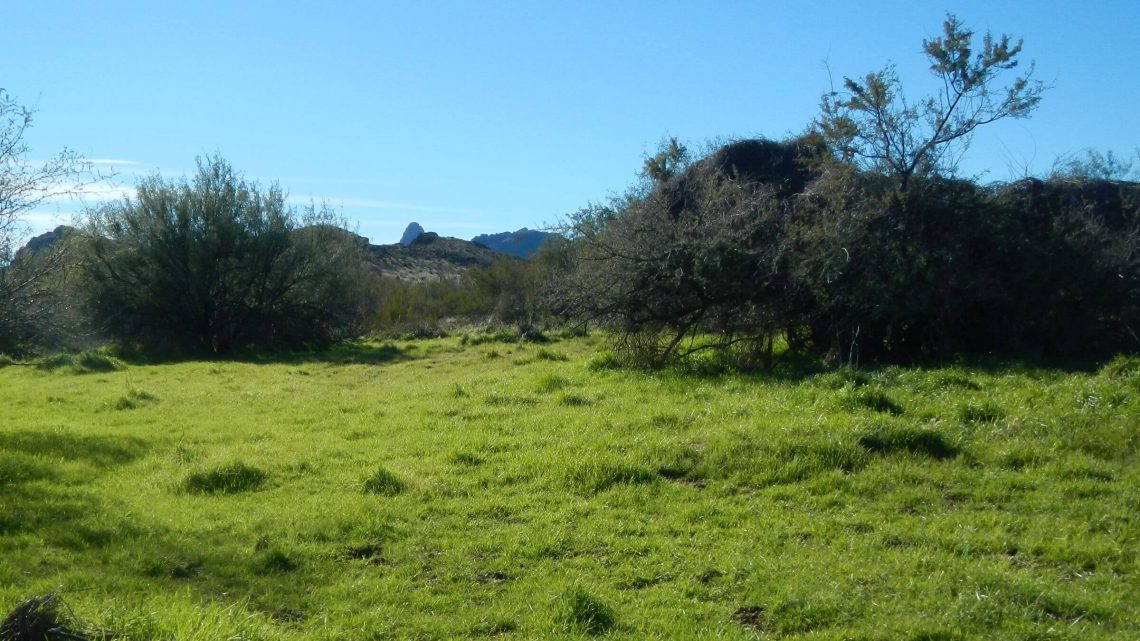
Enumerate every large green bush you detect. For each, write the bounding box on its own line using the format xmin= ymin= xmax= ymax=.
xmin=85 ymin=156 xmax=369 ymax=354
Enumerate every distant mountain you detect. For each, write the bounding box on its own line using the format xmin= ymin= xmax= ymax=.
xmin=471 ymin=228 xmax=559 ymax=258
xmin=13 ymin=225 xmax=78 ymax=260
xmin=366 ymin=230 xmax=506 ymax=282
xmin=399 ymin=222 xmax=425 ymax=246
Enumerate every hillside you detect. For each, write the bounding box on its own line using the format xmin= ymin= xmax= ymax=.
xmin=471 ymin=228 xmax=559 ymax=258
xmin=365 ymin=232 xmax=506 ymax=282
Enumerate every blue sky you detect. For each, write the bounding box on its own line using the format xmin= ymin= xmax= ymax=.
xmin=5 ymin=1 xmax=1138 ymax=244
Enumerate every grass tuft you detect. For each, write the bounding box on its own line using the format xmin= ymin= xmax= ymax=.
xmin=182 ymin=462 xmax=268 ymax=495
xmin=586 ymin=351 xmax=624 ymax=371
xmin=256 ymin=548 xmax=298 ymax=574
xmin=1099 ymin=354 xmax=1140 ymax=379
xmin=958 ymin=400 xmax=1005 ymax=423
xmin=536 ymin=374 xmax=570 ymax=393
xmin=448 ymin=451 xmax=484 ymax=466
xmin=362 ymin=466 xmax=407 ymax=496
xmin=534 ymin=348 xmax=569 ymax=362
xmin=815 ymin=366 xmax=871 ymax=389
xmin=839 ymin=386 xmax=903 ymax=415
xmin=114 ymin=389 xmax=158 ymax=410
xmin=37 ymin=351 xmax=124 ymax=374
xmin=555 ymin=586 xmax=616 ymax=635
xmin=559 ymin=393 xmax=593 ymax=407
xmin=858 ymin=425 xmax=959 ymax=460
xmin=0 ymin=593 xmax=105 ymax=641
xmin=568 ymin=461 xmax=657 ymax=494
xmin=470 ymin=618 xmax=518 ymax=636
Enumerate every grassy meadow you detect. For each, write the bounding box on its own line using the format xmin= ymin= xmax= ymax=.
xmin=1 ymin=335 xmax=1137 ymax=640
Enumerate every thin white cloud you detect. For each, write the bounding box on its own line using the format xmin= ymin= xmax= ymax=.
xmin=286 ymin=194 xmax=478 ymax=215
xmin=430 ymin=221 xmax=500 ymax=230
xmin=42 ymin=180 xmax=133 ymax=202
xmin=21 ymin=210 xmax=82 ymax=226
xmin=87 ymin=158 xmax=144 ymax=167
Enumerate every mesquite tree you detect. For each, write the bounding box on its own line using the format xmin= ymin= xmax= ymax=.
xmin=817 ymin=14 xmax=1046 ymax=192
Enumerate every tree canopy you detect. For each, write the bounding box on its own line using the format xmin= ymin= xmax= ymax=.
xmin=817 ymin=14 xmax=1046 ymax=191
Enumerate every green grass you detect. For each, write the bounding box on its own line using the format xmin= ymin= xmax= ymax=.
xmin=1 ymin=336 xmax=1137 ymax=639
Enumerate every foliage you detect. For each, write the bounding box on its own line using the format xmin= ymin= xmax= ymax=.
xmin=553 ymin=138 xmax=819 ymax=367
xmin=84 ymin=156 xmax=369 ymax=354
xmin=0 ymin=229 xmax=91 ymax=355
xmin=0 ymin=90 xmax=98 ymax=355
xmin=1050 ymin=148 xmax=1140 ymax=181
xmin=553 ymin=15 xmax=1138 ymax=366
xmin=640 ymin=136 xmax=691 ymax=184
xmin=366 ymin=246 xmax=564 ymax=336
xmin=817 ymin=13 xmax=1046 ymax=191
xmin=35 ymin=350 xmax=124 ymax=374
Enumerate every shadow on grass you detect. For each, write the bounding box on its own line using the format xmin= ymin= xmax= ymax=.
xmin=857 ymin=425 xmax=959 ymax=460
xmin=625 ymin=345 xmax=1107 ymax=385
xmin=115 ymin=341 xmax=416 ymax=367
xmin=0 ymin=431 xmax=147 ymax=468
xmin=0 ymin=432 xmax=148 ymax=541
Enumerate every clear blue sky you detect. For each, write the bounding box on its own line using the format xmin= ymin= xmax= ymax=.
xmin=6 ymin=1 xmax=1138 ymax=244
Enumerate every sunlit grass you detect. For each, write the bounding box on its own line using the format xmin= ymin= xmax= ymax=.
xmin=1 ymin=336 xmax=1137 ymax=639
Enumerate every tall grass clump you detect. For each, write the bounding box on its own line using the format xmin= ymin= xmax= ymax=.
xmin=958 ymin=400 xmax=1005 ymax=423
xmin=857 ymin=425 xmax=959 ymax=460
xmin=36 ymin=350 xmax=124 ymax=374
xmin=555 ymin=586 xmax=616 ymax=635
xmin=182 ymin=462 xmax=268 ymax=495
xmin=0 ymin=593 xmax=107 ymax=641
xmin=534 ymin=348 xmax=569 ymax=362
xmin=567 ymin=461 xmax=657 ymax=494
xmin=362 ymin=467 xmax=407 ymax=496
xmin=838 ymin=386 xmax=903 ymax=415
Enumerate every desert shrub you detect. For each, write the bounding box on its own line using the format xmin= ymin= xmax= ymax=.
xmin=182 ymin=462 xmax=268 ymax=495
xmin=85 ymin=156 xmax=368 ymax=355
xmin=363 ymin=467 xmax=407 ymax=496
xmin=549 ymin=16 xmax=1138 ymax=365
xmin=367 ymin=276 xmax=482 ymax=336
xmin=553 ymin=139 xmax=819 ymax=369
